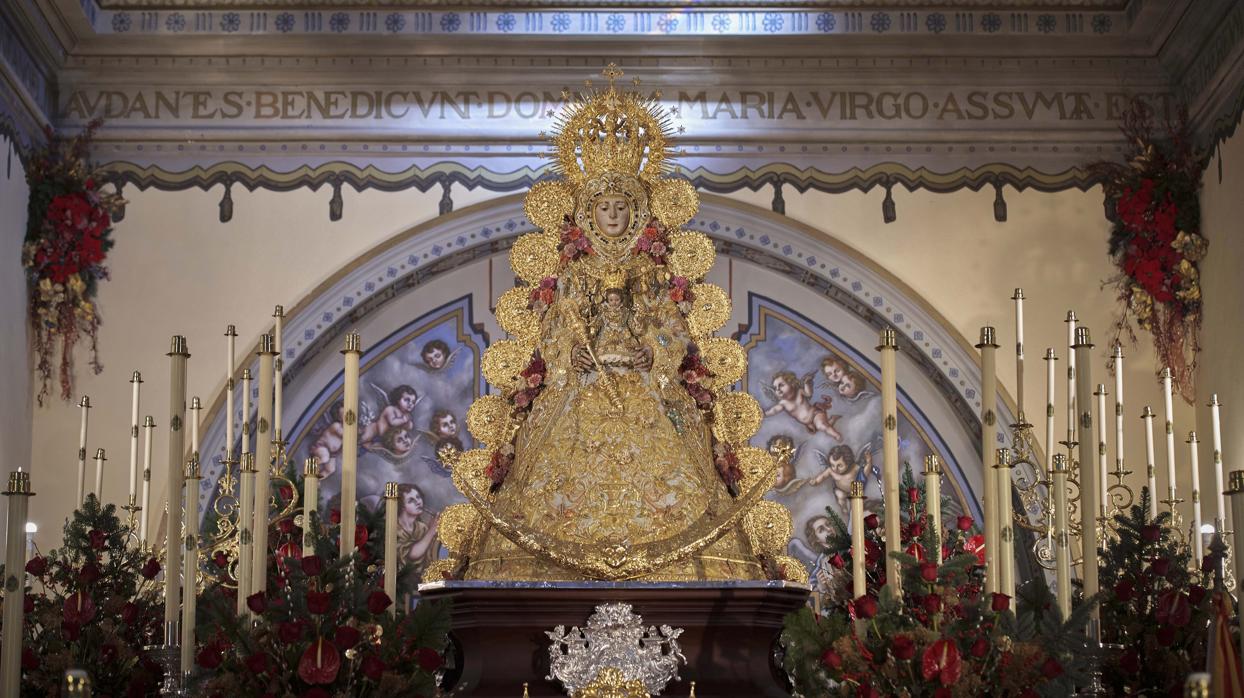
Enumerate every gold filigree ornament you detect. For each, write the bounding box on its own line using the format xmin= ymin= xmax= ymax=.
xmin=510 ymin=233 xmax=560 ymax=284
xmin=650 ymin=179 xmax=698 ymax=230
xmin=712 ymin=391 xmax=762 ymax=444
xmin=452 ymin=448 xmax=498 ymax=499
xmin=686 ymin=284 xmax=731 ymax=337
xmin=742 ymin=500 xmax=793 ymax=558
xmin=667 ymin=231 xmax=715 ymax=281
xmin=481 ymin=339 xmax=536 ymax=391
xmin=466 ymin=394 xmax=511 ymax=446
xmin=734 ymin=446 xmax=778 ymax=492
xmin=524 ymin=180 xmax=576 ymax=233
xmin=699 ymin=337 xmax=746 ymax=388
xmin=576 ymin=667 xmax=650 ymax=698
xmin=495 ymin=287 xmax=541 ymax=341
xmin=421 ymin=558 xmax=458 ymax=584
xmin=437 ymin=503 xmax=480 ymax=554
xmin=774 ymin=554 xmax=811 ymax=585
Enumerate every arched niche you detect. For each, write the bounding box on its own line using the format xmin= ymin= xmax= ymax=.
xmin=192 ymin=193 xmax=1029 ymax=585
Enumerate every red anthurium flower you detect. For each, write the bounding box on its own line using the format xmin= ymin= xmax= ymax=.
xmin=1150 ymin=557 xmax=1171 ymax=577
xmin=298 ymin=638 xmax=341 ymax=685
xmin=23 ymin=596 xmax=35 ymax=614
xmin=970 ymin=636 xmax=989 ymax=658
xmin=21 ymin=647 xmax=38 ymax=671
xmin=921 ymin=639 xmax=963 ymax=686
xmin=1156 ymin=590 xmax=1192 ymax=627
xmin=1141 ymin=524 xmax=1161 ymax=543
xmin=121 ymin=601 xmax=138 ymax=625
xmin=1114 ymin=580 xmax=1134 ymax=602
xmin=63 ymin=592 xmax=96 ymax=625
xmin=1189 ymin=585 xmax=1208 ymax=606
xmin=196 ymin=642 xmax=224 ymax=670
xmin=906 ymin=543 xmax=925 ymax=561
xmin=78 ymin=562 xmax=101 ymax=584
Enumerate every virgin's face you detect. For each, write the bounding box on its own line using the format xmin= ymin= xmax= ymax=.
xmin=403 ymin=489 xmax=423 ymax=516
xmin=593 ymin=194 xmax=631 ymax=238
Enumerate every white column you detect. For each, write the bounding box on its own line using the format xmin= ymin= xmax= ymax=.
xmin=977 ymin=326 xmax=1000 ymax=595
xmin=1 ymin=470 xmax=33 ymax=697
xmin=129 ymin=371 xmax=142 ymax=503
xmin=93 ymin=448 xmax=106 ymax=503
xmin=180 ymin=457 xmax=200 ymax=676
xmin=303 ymin=458 xmax=320 ymax=552
xmin=924 ymin=455 xmax=943 ymax=564
xmin=996 ymin=448 xmax=1015 ymax=599
xmin=164 ymin=335 xmax=190 ymax=630
xmin=877 ymin=328 xmax=901 ymax=598
xmin=1228 ymin=471 xmax=1244 ymax=672
xmin=141 ymin=416 xmax=155 ymax=546
xmin=1210 ymin=395 xmax=1226 ymax=530
xmin=1052 ymin=454 xmax=1072 ymax=619
xmin=850 ymin=481 xmax=866 ymax=600
xmin=1073 ymin=327 xmax=1100 ymax=627
xmin=76 ymin=396 xmax=90 ymax=505
xmin=236 ymin=453 xmax=255 ymax=617
xmin=384 ymin=482 xmax=399 ymax=616
xmin=1188 ymin=432 xmax=1203 ymax=562
xmin=1142 ymin=406 xmax=1158 ymax=518
xmin=252 ymin=335 xmax=276 ymax=595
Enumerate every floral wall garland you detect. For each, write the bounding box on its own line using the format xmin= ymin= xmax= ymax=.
xmin=1091 ymin=100 xmax=1207 ymax=403
xmin=22 ymin=119 xmax=123 ymax=405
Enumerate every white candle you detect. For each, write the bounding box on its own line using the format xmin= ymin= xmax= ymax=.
xmin=141 ymin=415 xmax=155 ymax=545
xmin=77 ymin=395 xmax=90 ymax=505
xmin=1065 ymin=311 xmax=1077 ymax=446
xmin=129 ymin=371 xmax=142 ymax=501
xmin=1012 ymin=289 xmax=1025 ymax=416
xmin=24 ymin=522 xmax=35 ymax=561
xmin=1142 ymin=407 xmax=1158 ymax=518
xmin=1228 ymin=471 xmax=1244 ymax=671
xmin=1073 ymin=326 xmax=1100 ymax=627
xmin=1161 ymin=368 xmax=1178 ymax=507
xmin=303 ymin=457 xmax=320 ymax=552
xmin=341 ymin=333 xmax=362 ymax=558
xmin=253 ymin=334 xmax=276 ymax=595
xmin=93 ymin=448 xmax=107 ymax=502
xmin=241 ymin=368 xmax=252 ymax=456
xmin=1210 ymin=395 xmax=1226 ymax=529
xmin=1188 ymin=432 xmax=1203 ymax=562
xmin=1095 ymin=384 xmax=1109 ymax=515
xmin=977 ymin=327 xmax=999 ymax=595
xmin=1052 ymin=454 xmax=1072 ymax=619
xmin=181 ymin=456 xmax=200 ymax=675
xmin=1043 ymin=349 xmax=1056 ymax=484
xmin=878 ymin=328 xmax=902 ymax=598
xmin=190 ymin=397 xmax=202 ymax=458
xmin=384 ymin=482 xmax=399 ymax=616
xmin=226 ymin=325 xmax=237 ymax=462
xmin=274 ymin=306 xmax=284 ymax=440
xmin=165 ymin=335 xmax=190 ymax=628
xmin=996 ymin=448 xmax=1015 ymax=598
xmin=236 ymin=453 xmax=255 ymax=617
xmin=1112 ymin=345 xmax=1125 ymax=486
xmin=924 ymin=455 xmax=943 ymax=564
xmin=1 ymin=470 xmax=34 ymax=697
xmin=849 ymin=481 xmax=866 ymax=600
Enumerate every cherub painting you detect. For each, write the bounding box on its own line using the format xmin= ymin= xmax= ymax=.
xmin=809 ymin=443 xmax=874 ymax=512
xmin=763 ymin=370 xmax=842 ymax=441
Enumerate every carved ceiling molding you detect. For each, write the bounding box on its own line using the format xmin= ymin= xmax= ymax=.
xmin=95 ymin=0 xmax=1130 ymax=8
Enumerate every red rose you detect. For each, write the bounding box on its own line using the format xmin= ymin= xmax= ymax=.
xmin=830 ymin=554 xmax=845 ymax=569
xmin=245 ymin=651 xmax=269 ymax=674
xmin=1040 ymin=657 xmax=1063 ymax=679
xmin=21 ymin=647 xmax=38 ymax=671
xmin=78 ymin=562 xmax=101 ymax=584
xmin=356 ymin=525 xmax=369 ymax=548
xmin=279 ymin=620 xmax=304 ymax=643
xmin=121 ymin=601 xmax=138 ymax=625
xmin=920 ymin=562 xmax=939 ymax=583
xmin=909 ymin=521 xmax=924 ymax=538
xmin=1150 ymin=557 xmax=1171 ymax=577
xmin=956 ymin=515 xmax=973 ymax=531
xmin=921 ymin=639 xmax=963 ymax=686
xmin=991 ymin=593 xmax=1011 ymax=612
xmin=416 ymin=647 xmax=443 ymax=672
xmin=821 ymin=648 xmax=843 ymax=670
xmin=864 ymin=514 xmax=880 ymax=530
xmin=247 ymin=592 xmax=267 ymax=615
xmin=306 ymin=591 xmax=331 ymax=614
xmin=970 ymin=636 xmax=989 ymax=658
xmin=362 ymin=653 xmax=386 ymax=681
xmin=922 ymin=594 xmax=942 ymax=615
xmin=196 ymin=642 xmax=224 ymax=670
xmin=301 ymin=555 xmax=324 ymax=576
xmin=367 ymin=590 xmax=392 ymax=615
xmin=141 ymin=557 xmax=161 ymax=580
xmin=1114 ymin=580 xmax=1134 ymax=602
xmin=334 ymin=625 xmax=361 ymax=650
xmin=892 ymin=635 xmax=916 ymax=660
xmin=298 ymin=638 xmax=340 ymax=685
xmin=1141 ymin=525 xmax=1161 ymax=543
xmin=63 ymin=592 xmax=96 ymax=625
xmin=88 ymin=529 xmax=107 ymax=549
xmin=25 ymin=556 xmax=47 ymax=576
xmin=853 ymin=595 xmax=878 ymax=619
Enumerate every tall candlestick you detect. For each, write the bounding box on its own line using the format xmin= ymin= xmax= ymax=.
xmin=1142 ymin=406 xmax=1158 ymax=517
xmin=303 ymin=457 xmax=320 ymax=552
xmin=236 ymin=453 xmax=256 ymax=617
xmin=190 ymin=397 xmax=202 ymax=458
xmin=1052 ymin=454 xmax=1072 ymax=619
xmin=1228 ymin=471 xmax=1244 ymax=671
xmin=129 ymin=371 xmax=142 ymax=501
xmin=241 ymin=369 xmax=252 ymax=456
xmin=1073 ymin=326 xmax=1100 ymax=626
xmin=924 ymin=455 xmax=943 ymax=564
xmin=877 ymin=328 xmax=902 ymax=598
xmin=1065 ymin=311 xmax=1077 ymax=447
xmin=181 ymin=456 xmax=200 ymax=676
xmin=1043 ymin=349 xmax=1056 ymax=483
xmin=384 ymin=482 xmax=399 ymax=616
xmin=274 ymin=306 xmax=285 ymax=441
xmin=849 ymin=481 xmax=866 ymax=601
xmin=1012 ymin=289 xmax=1025 ymax=416
xmin=253 ymin=334 xmax=276 ymax=595
xmin=77 ymin=395 xmax=91 ymax=505
xmin=996 ymin=448 xmax=1015 ymax=598
xmin=341 ymin=332 xmax=362 ymax=558
xmin=1112 ymin=345 xmax=1125 ymax=485
xmin=1161 ymin=368 xmax=1178 ymax=509
xmin=165 ymin=335 xmax=190 ymax=628
xmin=141 ymin=415 xmax=155 ymax=545
xmin=1209 ymin=395 xmax=1226 ymax=529
xmin=93 ymin=448 xmax=107 ymax=502
xmin=976 ymin=326 xmax=1000 ymax=595
xmin=1095 ymin=384 xmax=1109 ymax=515
xmin=226 ymin=325 xmax=237 ymax=461
xmin=1188 ymin=432 xmax=1203 ymax=562
xmin=2 ymin=470 xmax=34 ymax=697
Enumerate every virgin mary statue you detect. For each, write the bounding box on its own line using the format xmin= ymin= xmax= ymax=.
xmin=431 ymin=65 xmax=803 ymax=583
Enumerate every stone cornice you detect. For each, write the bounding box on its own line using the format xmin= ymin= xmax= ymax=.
xmin=95 ymin=0 xmax=1130 ymax=8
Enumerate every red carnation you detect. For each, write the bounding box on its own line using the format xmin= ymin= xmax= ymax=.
xmin=920 ymin=562 xmax=939 ymax=583
xmin=362 ymin=653 xmax=386 ymax=681
xmin=298 ymin=638 xmax=341 ymax=685
xmin=416 ymin=647 xmax=443 ymax=672
xmin=367 ymin=590 xmax=392 ymax=615
xmin=892 ymin=635 xmax=916 ymax=660
xmin=306 ymin=591 xmax=331 ymax=614
xmin=852 ymin=595 xmax=878 ymax=619
xmin=301 ymin=555 xmax=323 ymax=576
xmin=141 ymin=557 xmax=161 ymax=579
xmin=25 ymin=556 xmax=47 ymax=576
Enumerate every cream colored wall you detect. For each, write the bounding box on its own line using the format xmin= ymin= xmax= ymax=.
xmin=26 ymin=178 xmax=1196 ymax=551
xmin=0 ymin=136 xmax=32 ymax=544
xmin=1198 ymin=114 xmax=1244 ymax=532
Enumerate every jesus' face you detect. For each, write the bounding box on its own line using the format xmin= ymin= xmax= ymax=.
xmin=593 ymin=194 xmax=631 ymax=238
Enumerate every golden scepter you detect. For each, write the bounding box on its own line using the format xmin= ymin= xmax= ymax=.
xmin=570 ymin=290 xmax=624 ymax=414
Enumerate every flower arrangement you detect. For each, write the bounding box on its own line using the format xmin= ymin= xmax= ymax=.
xmin=1 ymin=495 xmax=165 ymax=695
xmin=631 ymin=217 xmax=670 ymax=264
xmin=782 ymin=469 xmax=1095 ymax=697
xmin=1091 ymin=99 xmax=1207 ymax=402
xmin=486 ymin=351 xmax=546 ymax=489
xmin=528 ymin=275 xmax=558 ymax=314
xmin=22 ymin=119 xmax=124 ymax=405
xmin=558 ymin=219 xmax=593 ymax=264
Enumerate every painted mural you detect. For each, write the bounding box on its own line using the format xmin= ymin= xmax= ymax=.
xmin=286 ymin=296 xmax=485 ymax=581
xmin=735 ymin=294 xmax=971 ymax=596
